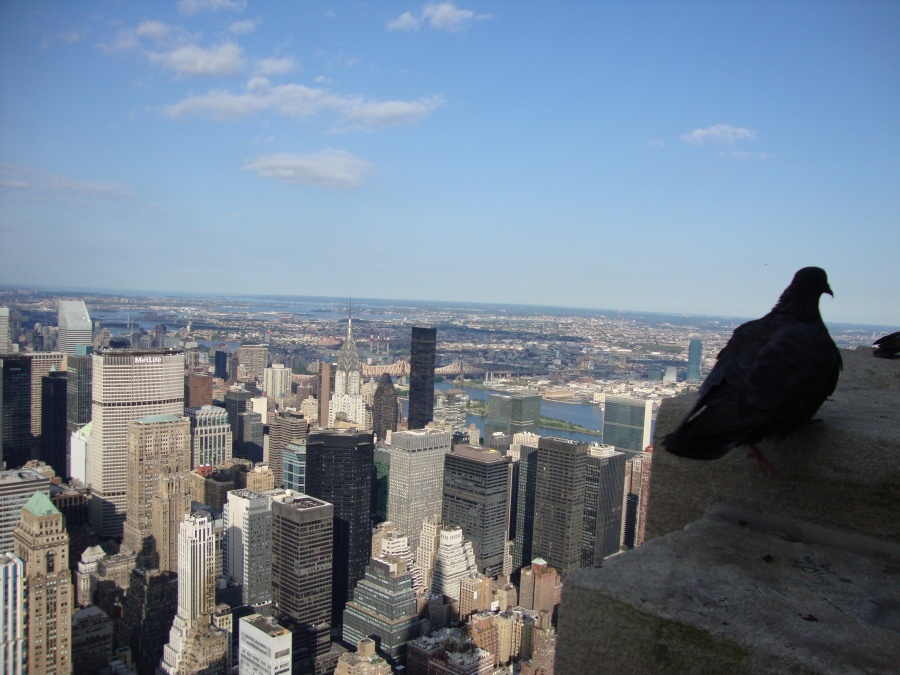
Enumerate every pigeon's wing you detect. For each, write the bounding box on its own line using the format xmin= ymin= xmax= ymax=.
xmin=874 ymin=331 xmax=900 ymax=358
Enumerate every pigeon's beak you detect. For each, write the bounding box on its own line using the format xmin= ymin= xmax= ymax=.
xmin=825 ymin=284 xmax=834 ymax=297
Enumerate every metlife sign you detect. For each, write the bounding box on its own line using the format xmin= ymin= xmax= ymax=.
xmin=134 ymin=356 xmax=163 ymax=365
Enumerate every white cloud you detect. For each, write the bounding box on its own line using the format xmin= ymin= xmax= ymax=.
xmin=729 ymin=151 xmax=773 ymax=160
xmin=681 ymin=124 xmax=756 ymax=146
xmin=244 ymin=150 xmax=372 ymax=189
xmin=136 ymin=21 xmax=172 ymax=40
xmin=388 ymin=2 xmax=490 ymax=32
xmin=255 ymin=57 xmax=298 ymax=77
xmin=178 ymin=0 xmax=246 ymax=16
xmin=165 ymin=78 xmax=443 ymax=129
xmin=0 ymin=163 xmax=133 ymax=199
xmin=229 ymin=19 xmax=259 ymax=34
xmin=149 ymin=43 xmax=244 ymax=76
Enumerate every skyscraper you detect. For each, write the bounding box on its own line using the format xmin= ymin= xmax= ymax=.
xmin=57 ymin=300 xmax=93 ymax=355
xmin=306 ymin=428 xmax=374 ymax=625
xmin=602 ymin=397 xmax=653 ymax=453
xmin=214 ymin=349 xmax=228 ymax=380
xmin=0 ymin=468 xmax=49 ymax=554
xmin=329 ymin=318 xmax=366 ymax=427
xmin=687 ymin=338 xmax=703 ymax=382
xmin=581 ymin=445 xmax=626 ymax=566
xmin=0 ymin=552 xmax=25 ymax=675
xmin=236 ymin=411 xmax=264 ymax=462
xmin=118 ymin=568 xmax=178 ymax=675
xmin=40 ymin=370 xmax=68 ymax=478
xmin=386 ymin=429 xmax=452 ymax=552
xmin=484 ymin=392 xmax=541 ymax=438
xmin=532 ymin=437 xmax=588 ymax=578
xmin=269 ymin=409 xmax=308 ymax=488
xmin=408 ymin=327 xmax=436 ymax=430
xmin=29 ymin=352 xmax=64 ymax=438
xmin=237 ymin=344 xmax=268 ymax=383
xmin=184 ymin=373 xmax=213 ymax=408
xmin=223 ymin=489 xmax=272 ymax=606
xmin=14 ymin=492 xmax=73 ymax=674
xmin=270 ymin=492 xmax=334 ymax=669
xmin=90 ymin=348 xmax=184 ymax=539
xmin=65 ymin=351 xmax=92 ymax=476
xmin=318 ymin=361 xmax=332 ymax=431
xmin=239 ymin=614 xmax=293 ymax=675
xmin=442 ymin=445 xmax=511 ymax=577
xmin=122 ymin=414 xmax=191 ymax=566
xmin=512 ymin=441 xmax=539 ymax=571
xmin=263 ymin=363 xmax=292 ymax=400
xmin=0 ymin=308 xmax=10 ymax=353
xmin=372 ymin=373 xmax=399 ymax=442
xmin=185 ymin=405 xmax=232 ymax=469
xmin=0 ymin=355 xmax=31 ymax=470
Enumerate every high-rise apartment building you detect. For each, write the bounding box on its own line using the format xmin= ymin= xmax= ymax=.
xmin=532 ymin=437 xmax=588 ymax=578
xmin=372 ymin=373 xmax=399 ymax=442
xmin=0 ymin=355 xmax=31 ymax=470
xmin=408 ymin=327 xmax=436 ymax=430
xmin=29 ymin=352 xmax=64 ymax=438
xmin=0 ymin=552 xmax=25 ymax=675
xmin=0 ymin=468 xmax=49 ymax=554
xmin=40 ymin=370 xmax=68 ymax=478
xmin=239 ymin=614 xmax=292 ymax=675
xmin=512 ymin=441 xmax=539 ymax=571
xmin=237 ymin=344 xmax=268 ymax=383
xmin=342 ymin=556 xmax=421 ymax=667
xmin=271 ymin=492 xmax=334 ymax=668
xmin=57 ymin=300 xmax=93 ymax=355
xmin=687 ymin=338 xmax=703 ymax=382
xmin=186 ymin=405 xmax=232 ymax=469
xmin=269 ymin=409 xmax=308 ymax=488
xmin=122 ymin=414 xmax=191 ymax=565
xmin=14 ymin=491 xmax=73 ymax=674
xmin=484 ymin=392 xmax=541 ymax=438
xmin=224 ymin=489 xmax=272 ymax=606
xmin=442 ymin=445 xmax=510 ymax=577
xmin=263 ymin=363 xmax=292 ymax=401
xmin=602 ymin=397 xmax=653 ymax=453
xmin=386 ymin=429 xmax=451 ymax=552
xmin=581 ymin=445 xmax=626 ymax=566
xmin=306 ymin=429 xmax=374 ymax=625
xmin=90 ymin=348 xmax=184 ymax=538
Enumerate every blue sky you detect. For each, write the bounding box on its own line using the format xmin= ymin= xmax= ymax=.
xmin=0 ymin=1 xmax=897 ymax=325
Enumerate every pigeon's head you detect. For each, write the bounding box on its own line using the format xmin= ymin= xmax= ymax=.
xmin=791 ymin=267 xmax=834 ymax=298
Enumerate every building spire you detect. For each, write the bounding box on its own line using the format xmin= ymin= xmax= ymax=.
xmin=348 ymin=296 xmax=353 ymax=339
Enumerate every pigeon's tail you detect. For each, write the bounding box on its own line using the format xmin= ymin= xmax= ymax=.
xmin=662 ymin=427 xmax=735 ymax=461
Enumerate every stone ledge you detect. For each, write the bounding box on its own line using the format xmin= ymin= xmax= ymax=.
xmin=556 ymin=512 xmax=900 ymax=674
xmin=646 ymin=348 xmax=900 ymax=544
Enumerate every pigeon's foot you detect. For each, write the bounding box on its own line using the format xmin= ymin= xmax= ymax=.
xmin=748 ymin=445 xmax=775 ymax=476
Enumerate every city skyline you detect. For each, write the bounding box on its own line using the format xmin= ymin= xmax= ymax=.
xmin=1 ymin=2 xmax=897 ymax=325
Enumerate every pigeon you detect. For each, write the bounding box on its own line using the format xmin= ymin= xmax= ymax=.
xmin=663 ymin=267 xmax=842 ymax=463
xmin=873 ymin=331 xmax=900 ymax=359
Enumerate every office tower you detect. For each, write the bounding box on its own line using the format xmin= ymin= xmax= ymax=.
xmin=442 ymin=445 xmax=510 ymax=577
xmin=151 ymin=472 xmax=194 ymax=574
xmin=430 ymin=525 xmax=478 ymax=602
xmin=459 ymin=577 xmax=493 ymax=623
xmin=318 ymin=361 xmax=332 ymax=430
xmin=270 ymin=492 xmax=334 ymax=667
xmin=0 ymin=468 xmax=49 ymax=553
xmin=342 ymin=557 xmax=421 ymax=667
xmin=372 ymin=373 xmax=399 ymax=442
xmin=90 ymin=348 xmax=184 ymax=538
xmin=371 ymin=524 xmax=423 ymax=592
xmin=336 ymin=637 xmax=392 ymax=675
xmin=519 ymin=558 xmax=562 ymax=616
xmin=69 ymin=423 xmax=91 ymax=485
xmin=239 ymin=614 xmax=292 ymax=675
xmin=386 ymin=429 xmax=451 ymax=552
xmin=13 ymin=492 xmax=74 ymax=674
xmin=0 ymin=552 xmax=25 ymax=675
xmin=0 ymin=308 xmax=10 ymax=353
xmin=122 ymin=414 xmax=191 ymax=565
xmin=408 ymin=327 xmax=436 ymax=430
xmin=532 ymin=437 xmax=588 ymax=578
xmin=236 ymin=411 xmax=264 ymax=462
xmin=65 ymin=350 xmax=92 ymax=476
xmin=581 ymin=446 xmax=626 ymax=566
xmin=223 ymin=489 xmax=272 ymax=606
xmin=57 ymin=300 xmax=92 ymax=354
xmin=484 ymin=392 xmax=541 ymax=438
xmin=0 ymin=355 xmax=31 ymax=470
xmin=283 ymin=442 xmax=306 ymax=492
xmin=119 ymin=568 xmax=178 ymax=675
xmin=214 ymin=349 xmax=228 ymax=380
xmin=263 ymin=363 xmax=292 ymax=401
xmin=71 ymin=605 xmax=114 ymax=673
xmin=269 ymin=410 xmax=308 ymax=488
xmin=329 ymin=318 xmax=366 ymax=427
xmin=160 ymin=511 xmax=217 ymax=672
xmin=237 ymin=344 xmax=268 ymax=383
xmin=513 ymin=441 xmax=539 ymax=571
xmin=185 ymin=373 xmax=213 ymax=408
xmin=602 ymin=396 xmax=653 ymax=453
xmin=371 ymin=445 xmax=390 ymax=525
xmin=225 ymin=387 xmax=252 ymax=441
xmin=186 ymin=405 xmax=232 ymax=469
xmin=415 ymin=515 xmax=443 ymax=590
xmin=636 ymin=445 xmax=654 ymax=548
xmin=40 ymin=370 xmax=67 ymax=477
xmin=29 ymin=352 xmax=64 ymax=438
xmin=305 ymin=429 xmax=374 ymax=624
xmin=687 ymin=338 xmax=703 ymax=382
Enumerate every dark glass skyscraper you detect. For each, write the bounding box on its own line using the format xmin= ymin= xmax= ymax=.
xmin=305 ymin=429 xmax=374 ymax=626
xmin=581 ymin=446 xmax=626 ymax=567
xmin=513 ymin=442 xmax=539 ymax=571
xmin=687 ymin=338 xmax=702 ymax=382
xmin=40 ymin=370 xmax=68 ymax=478
xmin=408 ymin=327 xmax=436 ymax=430
xmin=484 ymin=392 xmax=542 ymax=438
xmin=214 ymin=350 xmax=228 ymax=380
xmin=1 ymin=355 xmax=32 ymax=469
xmin=372 ymin=373 xmax=399 ymax=442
